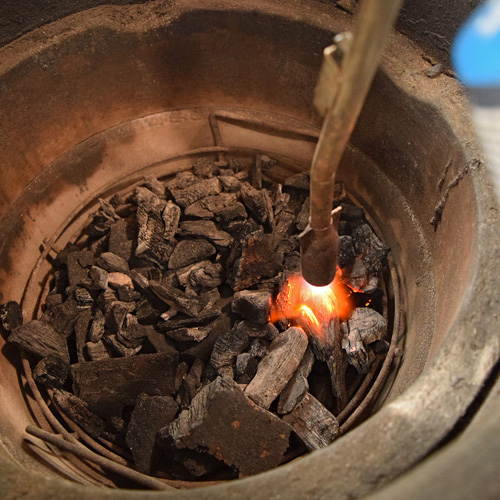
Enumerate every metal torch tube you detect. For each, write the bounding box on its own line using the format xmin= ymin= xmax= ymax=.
xmin=309 ymin=0 xmax=403 ymax=230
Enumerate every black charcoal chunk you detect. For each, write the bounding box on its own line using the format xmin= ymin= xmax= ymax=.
xmin=0 ymin=301 xmax=23 ymax=334
xmin=231 ymin=290 xmax=271 ymax=325
xmin=33 ymin=355 xmax=70 ymax=389
xmin=179 ymin=221 xmax=232 ymax=248
xmin=170 ymin=178 xmax=221 ymax=208
xmin=96 ymin=252 xmax=129 ymax=274
xmin=168 ymin=239 xmax=216 ymax=270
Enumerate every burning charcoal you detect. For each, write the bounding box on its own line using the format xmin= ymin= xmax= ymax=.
xmin=109 ymin=218 xmax=136 ymax=262
xmin=235 ymin=321 xmax=279 ymax=341
xmin=344 ymin=258 xmax=368 ymax=291
xmin=74 ymin=288 xmax=93 ymax=309
xmin=107 ymin=272 xmax=134 ymax=289
xmin=135 ymin=201 xmax=174 ymax=268
xmin=218 ymin=175 xmax=241 ymax=192
xmin=126 ymin=394 xmax=179 ymax=474
xmin=342 ymin=307 xmax=387 ymax=374
xmin=96 ymin=252 xmax=129 ymax=274
xmin=75 ymin=309 xmax=92 ymax=361
xmin=162 ymin=201 xmax=181 ymax=241
xmin=339 ymin=203 xmax=364 ymax=222
xmin=141 ymin=176 xmax=166 ymax=197
xmin=231 ymin=290 xmax=271 ymax=325
xmin=117 ymin=285 xmax=141 ymax=302
xmin=0 ymin=301 xmax=23 ymax=334
xmin=244 ymin=326 xmax=308 ymax=409
xmin=295 ymin=197 xmax=310 ymax=231
xmin=179 ymin=221 xmax=232 ymax=248
xmin=352 ymin=223 xmax=389 ymax=274
xmin=278 ymin=348 xmax=315 ymax=414
xmin=282 ymin=393 xmax=339 ymax=450
xmin=168 ymin=239 xmax=216 ymax=270
xmin=338 ymin=235 xmax=356 ymax=268
xmin=240 ymin=182 xmax=267 ymax=223
xmin=66 ymin=250 xmax=93 ymax=287
xmin=53 ymin=389 xmax=105 ymax=439
xmin=193 ymin=158 xmax=218 ymax=178
xmin=9 ymin=320 xmax=69 ymax=363
xmin=170 ymin=177 xmax=221 ymax=208
xmin=183 ymin=315 xmax=231 ymax=362
xmin=149 ymin=281 xmax=210 ymax=317
xmin=165 ymin=326 xmax=211 ymax=343
xmin=88 ymin=309 xmax=106 ymax=343
xmin=284 ymin=171 xmax=309 ymax=191
xmin=210 ymin=325 xmax=250 ymax=376
xmin=71 ymin=351 xmax=178 ymax=418
xmin=85 ymin=340 xmax=110 ymax=361
xmin=33 ymin=355 xmax=70 ymax=389
xmin=184 ymin=193 xmax=238 ymax=219
xmin=89 ymin=266 xmax=108 ymax=290
xmin=189 ymin=262 xmax=224 ymax=289
xmin=228 ymin=232 xmax=283 ymax=291
xmin=167 ymin=376 xmax=291 ymax=476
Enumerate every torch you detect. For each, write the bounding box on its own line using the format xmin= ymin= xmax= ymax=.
xmin=299 ymin=0 xmax=403 ymax=287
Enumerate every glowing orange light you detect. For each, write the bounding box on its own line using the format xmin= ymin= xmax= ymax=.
xmin=299 ymin=305 xmax=320 ymax=327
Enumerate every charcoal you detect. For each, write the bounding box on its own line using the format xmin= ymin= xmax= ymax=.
xmin=352 ymin=223 xmax=389 ymax=274
xmin=278 ymin=348 xmax=314 ymax=414
xmin=53 ymin=389 xmax=105 ymax=439
xmin=105 ymin=334 xmax=142 ymax=357
xmin=71 ymin=351 xmax=178 ymax=418
xmin=162 ymin=201 xmax=181 ymax=240
xmin=193 ymin=157 xmax=218 ymax=178
xmin=170 ymin=177 xmax=221 ymax=208
xmin=174 ymin=361 xmax=190 ymax=393
xmin=339 ymin=203 xmax=364 ymax=222
xmin=9 ymin=320 xmax=69 ymax=363
xmin=284 ymin=171 xmax=309 ymax=191
xmin=248 ymin=338 xmax=270 ymax=358
xmin=240 ymin=182 xmax=267 ymax=223
xmin=228 ymin=232 xmax=283 ymax=291
xmin=135 ymin=201 xmax=174 ymax=267
xmin=165 ymin=326 xmax=211 ymax=343
xmin=284 ymin=251 xmax=301 ymax=273
xmin=234 ymin=321 xmax=279 ymax=341
xmin=184 ymin=193 xmax=238 ymax=219
xmin=74 ymin=288 xmax=93 ymax=309
xmin=117 ymin=285 xmax=141 ymax=302
xmin=179 ymin=221 xmax=232 ymax=248
xmin=218 ymin=175 xmax=241 ymax=192
xmin=166 ymin=170 xmax=198 ymax=191
xmin=0 ymin=301 xmax=23 ymax=334
xmin=167 ymin=376 xmax=291 ymax=476
xmin=109 ymin=193 xmax=125 ymax=207
xmin=135 ymin=301 xmax=164 ymax=325
xmin=168 ymin=239 xmax=216 ymax=270
xmin=217 ymin=203 xmax=247 ymax=223
xmin=295 ymin=197 xmax=310 ymax=231
xmin=141 ymin=176 xmax=166 ymax=197
xmin=85 ymin=340 xmax=111 ymax=361
xmin=235 ymin=353 xmax=259 ymax=384
xmin=89 ymin=266 xmax=108 ymax=290
xmin=47 ymin=296 xmax=80 ymax=338
xmin=251 ymin=155 xmax=263 ymax=189
xmin=146 ymin=329 xmax=178 ymax=355
xmin=114 ymin=203 xmax=135 ymax=218
xmin=109 ymin=218 xmax=136 ymax=261
xmin=245 ymin=326 xmax=308 ymax=409
xmin=107 ymin=272 xmax=134 ymax=289
xmin=282 ymin=393 xmax=339 ymax=450
xmin=75 ymin=309 xmax=93 ymax=361
xmin=171 ymin=449 xmax=224 ymax=478
xmin=262 ymin=189 xmax=275 ymax=229
xmin=96 ymin=252 xmax=129 ymax=274
xmin=88 ymin=309 xmax=106 ymax=343
xmin=231 ymin=290 xmax=271 ymax=325
xmin=149 ymin=281 xmax=210 ymax=317
xmin=85 ymin=212 xmax=113 ymax=237
xmin=210 ymin=325 xmax=250 ymax=376
xmin=106 ymin=302 xmax=129 ymax=335
xmin=373 ymin=339 xmax=390 ymax=354
xmin=128 ymin=270 xmax=151 ymax=295
xmin=338 ymin=235 xmax=356 ymax=268
xmin=274 ymin=194 xmax=304 ymax=240
xmin=189 ymin=262 xmax=224 ymax=289
xmin=33 ymin=355 xmax=70 ymax=389
xmin=44 ymin=293 xmax=63 ymax=309
xmin=66 ymin=250 xmax=93 ymax=287
xmin=180 ymin=358 xmax=204 ymax=404
xmin=344 ymin=258 xmax=368 ymax=291
xmin=126 ymin=394 xmax=179 ymax=474
xmin=134 ymin=186 xmax=160 ymax=205
xmin=183 ymin=315 xmax=231 ymax=362
xmin=117 ymin=322 xmax=149 ymax=349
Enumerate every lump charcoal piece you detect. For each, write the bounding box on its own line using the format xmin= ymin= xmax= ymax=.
xmin=231 ymin=290 xmax=271 ymax=325
xmin=183 ymin=315 xmax=231 ymax=362
xmin=145 ymin=329 xmax=178 ymax=355
xmin=171 ymin=449 xmax=224 ymax=478
xmin=134 ymin=186 xmax=160 ymax=205
xmin=344 ymin=258 xmax=369 ymax=291
xmin=88 ymin=309 xmax=106 ymax=343
xmin=217 ymin=202 xmax=248 ymax=224
xmin=278 ymin=348 xmax=315 ymax=414
xmin=251 ymin=155 xmax=263 ymax=189
xmin=210 ymin=325 xmax=250 ymax=375
xmin=245 ymin=326 xmax=308 ymax=409
xmin=218 ymin=175 xmax=241 ymax=192
xmin=352 ymin=223 xmax=389 ymax=274
xmin=168 ymin=239 xmax=216 ymax=270
xmin=295 ymin=196 xmax=310 ymax=232
xmin=240 ymin=182 xmax=267 ymax=223
xmin=193 ymin=157 xmax=218 ymax=178
xmin=96 ymin=252 xmax=129 ymax=274
xmin=339 ymin=203 xmax=365 ymax=222
xmin=75 ymin=309 xmax=93 ymax=361
xmin=71 ymin=351 xmax=178 ymax=418
xmin=117 ymin=285 xmax=142 ymax=302
xmin=0 ymin=301 xmax=23 ymax=334
xmin=170 ymin=177 xmax=221 ymax=208
xmin=33 ymin=355 xmax=70 ymax=389
xmin=53 ymin=389 xmax=105 ymax=439
xmin=189 ymin=262 xmax=224 ymax=289
xmin=141 ymin=176 xmax=166 ymax=197
xmin=235 ymin=321 xmax=279 ymax=341
xmin=149 ymin=281 xmax=210 ymax=317
xmin=104 ymin=334 xmax=142 ymax=357
xmin=74 ymin=288 xmax=93 ymax=309
xmin=89 ymin=266 xmax=108 ymax=290
xmin=9 ymin=320 xmax=69 ymax=363
xmin=106 ymin=302 xmax=129 ymax=335
xmin=135 ymin=202 xmax=174 ymax=267
xmin=176 ymin=260 xmax=210 ymax=288
xmin=85 ymin=340 xmax=111 ymax=361
xmin=166 ymin=170 xmax=198 ymax=191
xmin=168 ymin=376 xmax=291 ymax=476
xmin=107 ymin=272 xmax=134 ymax=289
xmin=179 ymin=358 xmax=204 ymax=404
xmin=228 ymin=233 xmax=283 ymax=291
xmin=179 ymin=220 xmax=232 ymax=248
xmin=274 ymin=194 xmax=304 ymax=240
xmin=162 ymin=201 xmax=181 ymax=241
xmin=338 ymin=235 xmax=356 ymax=269
xmin=285 ymin=251 xmax=301 ymax=273
xmin=126 ymin=394 xmax=179 ymax=474
xmin=282 ymin=392 xmax=339 ymax=450
xmin=165 ymin=326 xmax=211 ymax=343
xmin=109 ymin=218 xmax=136 ymax=262
xmin=47 ymin=296 xmax=80 ymax=338
xmin=117 ymin=322 xmax=148 ymax=349
xmin=66 ymin=250 xmax=93 ymax=287
xmin=284 ymin=171 xmax=310 ymax=191
xmin=184 ymin=193 xmax=238 ymax=219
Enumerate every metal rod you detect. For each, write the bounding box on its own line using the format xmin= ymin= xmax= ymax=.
xmin=309 ymin=0 xmax=403 ymax=230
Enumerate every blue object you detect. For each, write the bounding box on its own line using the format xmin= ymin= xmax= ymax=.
xmin=453 ymin=0 xmax=500 ymax=87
